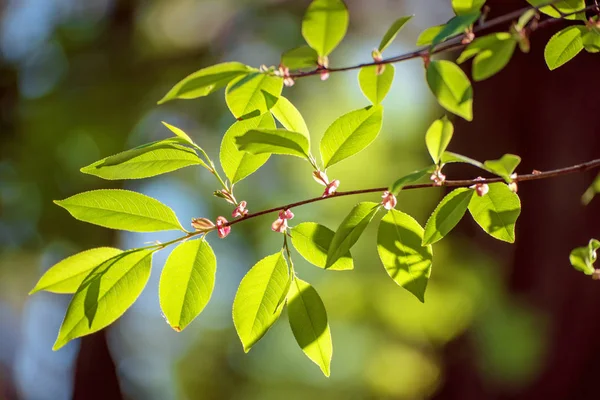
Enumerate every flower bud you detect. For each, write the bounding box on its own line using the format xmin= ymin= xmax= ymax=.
xmin=216 ymin=216 xmax=231 ymax=238
xmin=322 ymin=179 xmax=340 ymax=197
xmin=469 ymin=177 xmax=489 ymax=197
xmin=313 ymin=170 xmax=329 ymax=186
xmin=381 ymin=191 xmax=397 ymax=210
xmin=232 ymin=201 xmax=249 ymax=218
xmin=430 ymin=168 xmax=446 ymax=186
xmin=191 ymin=217 xmax=215 ymax=232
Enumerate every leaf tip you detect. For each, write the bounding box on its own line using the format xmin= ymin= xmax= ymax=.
xmin=172 ymin=326 xmax=182 ymax=332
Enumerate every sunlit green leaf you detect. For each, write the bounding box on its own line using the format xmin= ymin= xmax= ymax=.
xmin=377 ymin=209 xmax=433 ymax=302
xmin=270 ymin=96 xmax=310 ymax=137
xmin=225 ymin=73 xmax=283 ymax=119
xmin=457 ymin=33 xmax=517 ymax=81
xmin=582 ymin=173 xmax=600 ymax=205
xmin=53 ymin=249 xmax=154 ymax=350
xmin=302 ymin=0 xmax=349 ymax=57
xmin=233 ymin=252 xmax=289 ymax=352
xmin=390 ymin=166 xmax=436 ymax=194
xmin=423 ymin=188 xmax=474 ymax=245
xmin=55 ymin=190 xmax=183 ymax=232
xmin=320 ymin=105 xmax=384 ymax=168
xmin=378 ymin=16 xmax=413 ymax=52
xmin=484 ymin=154 xmax=521 ymax=180
xmin=441 ymin=151 xmax=485 ymax=170
xmin=570 ymin=239 xmax=600 ymax=275
xmin=291 ymin=222 xmax=353 ymax=271
xmin=468 ymin=183 xmax=521 ymax=243
xmin=287 ymin=277 xmax=332 ymax=377
xmin=236 ymin=128 xmax=311 ymax=160
xmin=281 ymin=45 xmax=319 ymax=69
xmin=30 ymin=247 xmax=123 ymax=294
xmin=81 ymin=139 xmax=206 ymax=180
xmin=161 ymin=121 xmax=196 ymax=146
xmin=425 ymin=116 xmax=454 ymax=164
xmin=416 ymin=25 xmax=445 ymax=46
xmin=159 ymin=239 xmax=216 ymax=332
xmin=452 ymin=0 xmax=486 ymax=15
xmin=220 ymin=114 xmax=275 ymax=184
xmin=158 ymin=62 xmax=253 ymax=104
xmin=431 ymin=12 xmax=480 ymax=48
xmin=526 ymin=0 xmax=586 ymax=21
xmin=544 ymin=26 xmax=586 ymax=70
xmin=583 ymin=31 xmax=600 ymax=53
xmin=326 ymin=202 xmax=380 ymax=268
xmin=427 ymin=60 xmax=473 ymax=121
xmin=358 ymin=65 xmax=395 ymax=105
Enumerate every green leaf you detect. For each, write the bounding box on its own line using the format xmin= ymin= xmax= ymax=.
xmin=526 ymin=0 xmax=586 ymax=21
xmin=320 ymin=105 xmax=384 ymax=168
xmin=159 ymin=239 xmax=216 ymax=332
xmin=452 ymin=0 xmax=486 ymax=15
xmin=457 ymin=33 xmax=517 ymax=81
xmin=431 ymin=12 xmax=480 ymax=48
xmin=377 ymin=209 xmax=433 ymax=302
xmin=220 ymin=114 xmax=275 ymax=184
xmin=287 ymin=277 xmax=332 ymax=377
xmin=30 ymin=247 xmax=123 ymax=294
xmin=270 ymin=96 xmax=310 ymax=137
xmin=53 ymin=249 xmax=154 ymax=350
xmin=468 ymin=182 xmax=521 ymax=243
xmin=544 ymin=26 xmax=586 ymax=71
xmin=423 ymin=188 xmax=474 ymax=245
xmin=583 ymin=31 xmax=600 ymax=53
xmin=225 ymin=72 xmax=283 ymax=119
xmin=81 ymin=139 xmax=206 ymax=180
xmin=582 ymin=173 xmax=600 ymax=205
xmin=426 ymin=60 xmax=473 ymax=121
xmin=358 ymin=65 xmax=395 ymax=105
xmin=161 ymin=121 xmax=196 ymax=146
xmin=425 ymin=116 xmax=454 ymax=164
xmin=291 ymin=222 xmax=353 ymax=271
xmin=233 ymin=252 xmax=289 ymax=352
xmin=441 ymin=151 xmax=485 ymax=170
xmin=281 ymin=46 xmax=319 ymax=69
xmin=326 ymin=202 xmax=380 ymax=268
xmin=390 ymin=166 xmax=436 ymax=194
xmin=235 ymin=128 xmax=311 ymax=160
xmin=55 ymin=189 xmax=183 ymax=232
xmin=570 ymin=239 xmax=600 ymax=275
xmin=302 ymin=0 xmax=349 ymax=57
xmin=158 ymin=62 xmax=253 ymax=104
xmin=416 ymin=25 xmax=445 ymax=46
xmin=378 ymin=16 xmax=414 ymax=52
xmin=484 ymin=154 xmax=521 ymax=180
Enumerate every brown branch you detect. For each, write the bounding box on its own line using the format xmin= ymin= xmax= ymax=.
xmin=289 ymin=3 xmax=597 ymax=79
xmin=225 ymin=158 xmax=600 ymax=228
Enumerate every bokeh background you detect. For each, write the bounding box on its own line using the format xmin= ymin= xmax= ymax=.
xmin=1 ymin=0 xmax=599 ymax=399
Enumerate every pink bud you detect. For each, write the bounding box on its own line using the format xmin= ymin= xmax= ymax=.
xmin=469 ymin=177 xmax=489 ymax=197
xmin=430 ymin=169 xmax=446 ymax=186
xmin=271 ymin=217 xmax=288 ymax=233
xmin=279 ymin=209 xmax=294 ymax=220
xmin=191 ymin=217 xmax=215 ymax=231
xmin=508 ymin=173 xmax=518 ymax=193
xmin=322 ymin=179 xmax=340 ymax=197
xmin=284 ymin=77 xmax=295 ymax=87
xmin=381 ymin=191 xmax=397 ymax=210
xmin=313 ymin=170 xmax=330 ymax=186
xmin=232 ymin=201 xmax=249 ymax=218
xmin=320 ymin=70 xmax=330 ymax=81
xmin=216 ymin=216 xmax=231 ymax=238
xmin=216 ymin=189 xmax=236 ymax=204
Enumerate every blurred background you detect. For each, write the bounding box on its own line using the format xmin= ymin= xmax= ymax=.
xmin=1 ymin=0 xmax=599 ymax=399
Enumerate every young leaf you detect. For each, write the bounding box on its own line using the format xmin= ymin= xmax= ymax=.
xmin=281 ymin=46 xmax=319 ymax=69
xmin=390 ymin=166 xmax=436 ymax=194
xmin=158 ymin=62 xmax=253 ymax=104
xmin=30 ymin=247 xmax=123 ymax=294
xmin=416 ymin=25 xmax=445 ymax=46
xmin=441 ymin=151 xmax=485 ymax=170
xmin=326 ymin=202 xmax=380 ymax=268
xmin=378 ymin=16 xmax=413 ymax=52
xmin=225 ymin=73 xmax=283 ymax=119
xmin=452 ymin=0 xmax=486 ymax=15
xmin=53 ymin=249 xmax=154 ymax=350
xmin=425 ymin=116 xmax=454 ymax=164
xmin=320 ymin=105 xmax=384 ymax=168
xmin=235 ymin=128 xmax=311 ymax=160
xmin=161 ymin=122 xmax=196 ymax=146
xmin=426 ymin=60 xmax=473 ymax=121
xmin=55 ymin=189 xmax=183 ymax=232
xmin=287 ymin=277 xmax=333 ymax=377
xmin=468 ymin=183 xmax=521 ymax=243
xmin=423 ymin=188 xmax=474 ymax=245
xmin=270 ymin=96 xmax=310 ymax=137
xmin=233 ymin=252 xmax=289 ymax=352
xmin=431 ymin=12 xmax=480 ymax=48
xmin=484 ymin=154 xmax=521 ymax=180
xmin=377 ymin=209 xmax=433 ymax=302
xmin=358 ymin=65 xmax=395 ymax=105
xmin=582 ymin=173 xmax=600 ymax=205
xmin=81 ymin=139 xmax=206 ymax=180
xmin=290 ymin=222 xmax=353 ymax=271
xmin=570 ymin=239 xmax=600 ymax=275
xmin=220 ymin=114 xmax=275 ymax=184
xmin=457 ymin=33 xmax=517 ymax=81
xmin=159 ymin=239 xmax=216 ymax=332
xmin=544 ymin=26 xmax=586 ymax=71
xmin=302 ymin=0 xmax=349 ymax=57
xmin=526 ymin=0 xmax=586 ymax=21
xmin=583 ymin=31 xmax=600 ymax=53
